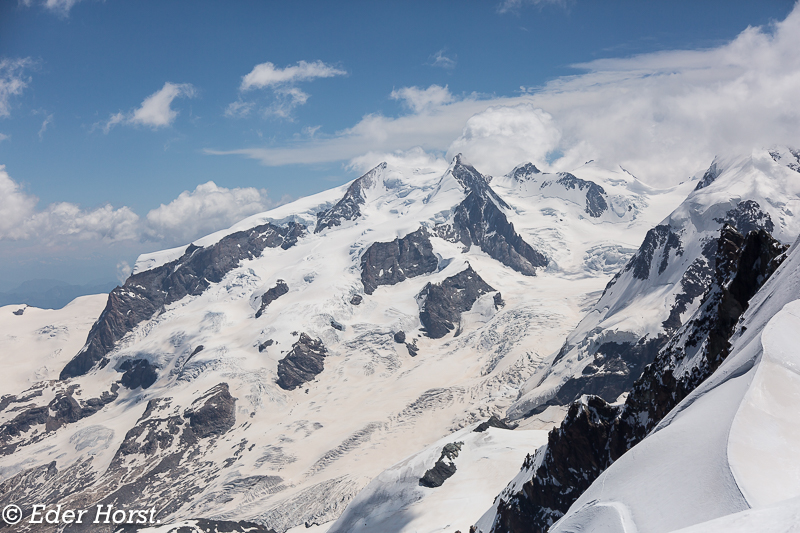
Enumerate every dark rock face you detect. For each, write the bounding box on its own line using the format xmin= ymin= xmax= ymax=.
xmin=330 ymin=319 xmax=345 ymax=331
xmin=695 ymin=161 xmax=721 ymax=190
xmin=315 ymin=163 xmax=385 ymax=233
xmin=350 ymin=294 xmax=363 ymax=305
xmin=185 ymin=383 xmax=237 ymax=439
xmin=60 ymin=222 xmax=305 ymax=380
xmin=1 ymin=387 xmax=118 ymax=454
xmin=418 ymin=266 xmax=494 ymax=339
xmin=509 ymin=163 xmax=541 ymax=181
xmin=419 ymin=442 xmax=463 ymax=488
xmin=493 ymin=292 xmax=505 ymax=309
xmin=119 ymin=359 xmax=158 ymax=390
xmin=770 ymin=147 xmax=800 ymax=172
xmin=553 ymin=336 xmax=666 ymax=405
xmin=255 ymin=280 xmax=289 ymax=318
xmin=436 ymin=160 xmax=547 ymax=277
xmin=474 ymin=416 xmax=513 ymax=433
xmin=360 ymin=228 xmax=439 ymax=295
xmin=258 ymin=339 xmax=273 ymax=352
xmin=488 ymin=225 xmax=788 ymax=533
xmin=625 ymin=224 xmax=683 ymax=280
xmin=393 ymin=331 xmax=406 ymax=344
xmin=276 ymin=334 xmax=327 ymax=390
xmin=406 ymin=340 xmax=419 ymax=356
xmin=553 ymin=172 xmax=608 ymax=218
xmin=12 ymin=308 xmax=24 ymax=316
xmin=715 ymin=199 xmax=775 ymax=235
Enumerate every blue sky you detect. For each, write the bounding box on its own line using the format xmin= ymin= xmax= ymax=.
xmin=1 ymin=0 xmax=798 ymax=291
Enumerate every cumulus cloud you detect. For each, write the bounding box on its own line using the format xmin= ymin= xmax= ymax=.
xmin=210 ymin=3 xmax=800 ymax=186
xmin=0 ymin=58 xmax=33 ymax=118
xmin=207 ymin=88 xmax=525 ymax=166
xmin=0 ymin=167 xmax=277 ymax=248
xmin=391 ymin=85 xmax=454 ymax=113
xmin=240 ymin=60 xmax=346 ymax=91
xmin=347 ymin=147 xmax=449 ymax=174
xmin=523 ymin=3 xmax=800 ymax=181
xmin=497 ymin=0 xmax=569 ymax=14
xmin=0 ymin=165 xmax=38 ymax=237
xmin=143 ymin=181 xmax=275 ymax=244
xmin=116 ymin=261 xmax=132 ymax=284
xmin=20 ymin=0 xmax=89 ymax=16
xmin=0 ymin=166 xmax=140 ymax=242
xmin=102 ymin=82 xmax=196 ymax=133
xmin=229 ymin=60 xmax=346 ymax=120
xmin=429 ymin=49 xmax=457 ymax=70
xmin=447 ymin=104 xmax=561 ymax=176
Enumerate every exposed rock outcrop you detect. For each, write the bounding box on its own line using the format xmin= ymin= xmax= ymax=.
xmin=0 ymin=386 xmax=118 ymax=454
xmin=185 ymin=383 xmax=237 ymax=439
xmin=418 ymin=265 xmax=494 ymax=339
xmin=315 ymin=163 xmax=385 ymax=233
xmin=119 ymin=359 xmax=158 ymax=390
xmin=474 ymin=416 xmax=513 ymax=433
xmin=276 ymin=334 xmax=328 ymax=390
xmin=486 ymin=225 xmax=788 ymax=533
xmin=255 ymin=280 xmax=289 ymax=318
xmin=551 ymin=172 xmax=608 ymax=218
xmin=60 ymin=222 xmax=305 ymax=380
xmin=360 ymin=227 xmax=439 ymax=295
xmin=436 ymin=157 xmax=548 ymax=276
xmin=419 ymin=442 xmax=463 ymax=488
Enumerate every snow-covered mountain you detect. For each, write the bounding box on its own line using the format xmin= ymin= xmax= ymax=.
xmin=546 ymin=225 xmax=800 ymax=533
xmin=509 ymin=147 xmax=800 ymax=420
xmin=0 ymin=155 xmax=688 ymax=532
xmin=470 ymin=147 xmax=800 ymax=533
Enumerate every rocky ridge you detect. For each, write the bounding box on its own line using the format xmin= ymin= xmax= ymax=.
xmin=480 ymin=224 xmax=788 ymax=533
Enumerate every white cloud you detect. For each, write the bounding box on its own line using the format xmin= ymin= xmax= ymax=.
xmin=103 ymin=82 xmax=196 ymax=133
xmin=230 ymin=60 xmax=346 ymax=120
xmin=240 ymin=60 xmax=346 ymax=91
xmin=143 ymin=181 xmax=275 ymax=245
xmin=0 ymin=165 xmax=38 ymax=237
xmin=497 ymin=0 xmax=569 ymax=14
xmin=391 ymin=85 xmax=454 ymax=113
xmin=209 ymin=3 xmax=800 ymax=186
xmin=429 ymin=49 xmax=456 ymax=70
xmin=20 ymin=0 xmax=91 ymax=16
xmin=447 ymin=104 xmax=561 ymax=176
xmin=0 ymin=133 xmax=9 ymax=142
xmin=207 ymin=89 xmax=529 ymax=166
xmin=116 ymin=260 xmax=131 ymax=284
xmin=267 ymin=86 xmax=310 ymax=118
xmin=38 ymin=114 xmax=53 ymax=140
xmin=0 ymin=167 xmax=278 ymax=247
xmin=0 ymin=58 xmax=33 ymax=118
xmin=347 ymin=147 xmax=449 ymax=174
xmin=0 ymin=166 xmax=140 ymax=243
xmin=225 ymin=99 xmax=255 ymax=118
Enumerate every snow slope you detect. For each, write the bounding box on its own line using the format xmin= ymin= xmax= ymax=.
xmin=0 ymin=295 xmax=107 ymax=390
xmin=509 ymin=147 xmax=800 ymax=419
xmin=327 ymin=425 xmax=548 ymax=533
xmin=546 ymin=233 xmax=800 ymax=533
